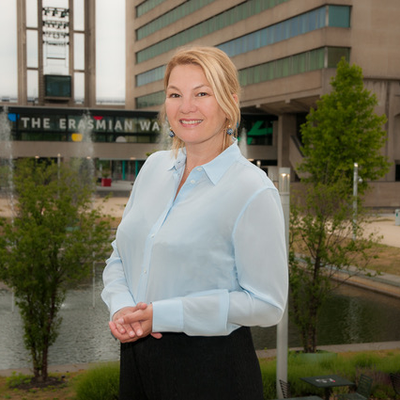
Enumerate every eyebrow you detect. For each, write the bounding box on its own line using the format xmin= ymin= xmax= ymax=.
xmin=166 ymin=83 xmax=211 ymax=91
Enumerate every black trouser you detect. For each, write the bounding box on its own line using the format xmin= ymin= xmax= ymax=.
xmin=119 ymin=327 xmax=264 ymax=400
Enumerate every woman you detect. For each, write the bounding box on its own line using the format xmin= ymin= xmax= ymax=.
xmin=102 ymin=46 xmax=288 ymax=399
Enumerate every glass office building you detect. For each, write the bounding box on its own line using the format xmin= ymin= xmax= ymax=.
xmin=126 ymin=0 xmax=400 ymax=207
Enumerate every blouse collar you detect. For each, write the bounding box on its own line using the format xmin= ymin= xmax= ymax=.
xmin=169 ymin=139 xmax=242 ymax=185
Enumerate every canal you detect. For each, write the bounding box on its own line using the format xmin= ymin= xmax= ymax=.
xmin=1 ymin=269 xmax=399 ymax=370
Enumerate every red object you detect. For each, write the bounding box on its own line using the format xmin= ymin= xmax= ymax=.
xmin=101 ymin=178 xmax=112 ymax=187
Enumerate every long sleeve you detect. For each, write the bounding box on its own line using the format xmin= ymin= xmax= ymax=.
xmin=228 ymin=187 xmax=288 ymax=326
xmin=101 ymin=157 xmax=151 ymax=319
xmin=101 ymin=239 xmax=136 ymax=318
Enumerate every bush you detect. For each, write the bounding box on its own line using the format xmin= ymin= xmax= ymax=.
xmin=260 ymin=358 xmax=277 ymax=399
xmin=351 ymin=352 xmax=381 ymax=369
xmin=70 ymin=351 xmax=400 ymax=400
xmin=259 ymin=349 xmax=400 ymax=399
xmin=74 ymin=362 xmax=119 ymax=400
xmin=6 ymin=372 xmax=32 ymax=388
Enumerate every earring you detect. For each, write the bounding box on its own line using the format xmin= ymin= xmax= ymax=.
xmin=226 ymin=126 xmax=234 ymax=135
xmin=169 ymin=127 xmax=175 ymax=138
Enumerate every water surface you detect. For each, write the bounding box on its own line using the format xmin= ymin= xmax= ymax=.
xmin=1 ymin=270 xmax=400 ymax=370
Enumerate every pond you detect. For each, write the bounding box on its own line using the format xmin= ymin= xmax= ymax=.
xmin=0 ymin=270 xmax=119 ymax=371
xmin=251 ymin=283 xmax=400 ymax=350
xmin=1 ymin=269 xmax=400 ymax=370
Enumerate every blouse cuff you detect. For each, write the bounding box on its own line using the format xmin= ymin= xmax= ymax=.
xmin=102 ymin=290 xmax=136 ymax=320
xmin=152 ymin=298 xmax=184 ymax=332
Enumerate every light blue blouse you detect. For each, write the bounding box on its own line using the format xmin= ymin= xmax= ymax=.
xmin=101 ymin=141 xmax=288 ymax=336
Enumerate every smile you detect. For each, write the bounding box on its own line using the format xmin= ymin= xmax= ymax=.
xmin=180 ymin=119 xmax=203 ymax=125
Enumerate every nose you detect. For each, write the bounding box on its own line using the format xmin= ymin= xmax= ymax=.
xmin=180 ymin=96 xmax=196 ymax=113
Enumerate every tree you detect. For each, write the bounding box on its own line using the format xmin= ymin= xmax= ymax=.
xmin=289 ymin=58 xmax=391 ymax=353
xmin=0 ymin=159 xmax=112 ymax=382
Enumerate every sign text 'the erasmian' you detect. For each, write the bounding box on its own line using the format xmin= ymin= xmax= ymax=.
xmin=18 ymin=116 xmax=161 ymax=133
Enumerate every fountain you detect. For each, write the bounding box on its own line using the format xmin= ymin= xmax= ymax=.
xmin=70 ymin=111 xmax=96 ymax=190
xmin=74 ymin=111 xmax=98 ymax=308
xmin=0 ymin=107 xmax=16 ymax=313
xmin=238 ymin=127 xmax=248 ymax=158
xmin=0 ymin=107 xmax=15 ymax=220
xmin=157 ymin=121 xmax=173 ymax=151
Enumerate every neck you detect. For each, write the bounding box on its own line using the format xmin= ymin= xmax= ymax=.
xmin=184 ymin=138 xmax=228 ymax=171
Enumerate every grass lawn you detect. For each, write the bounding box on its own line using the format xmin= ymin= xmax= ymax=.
xmin=0 ymin=371 xmax=80 ymax=400
xmin=365 ymin=242 xmax=400 ymax=275
xmin=1 ymin=349 xmax=399 ymax=399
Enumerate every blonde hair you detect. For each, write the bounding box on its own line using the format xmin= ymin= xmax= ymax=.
xmin=160 ymin=46 xmax=241 ymax=154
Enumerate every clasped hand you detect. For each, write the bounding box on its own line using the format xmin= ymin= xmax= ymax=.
xmin=109 ymin=303 xmax=162 ymax=343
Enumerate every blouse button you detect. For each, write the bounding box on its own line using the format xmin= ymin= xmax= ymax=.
xmin=190 ymin=180 xmax=196 ymax=184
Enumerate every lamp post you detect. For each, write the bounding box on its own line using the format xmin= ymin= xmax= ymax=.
xmin=57 ymin=153 xmax=61 ymax=180
xmin=353 ymin=163 xmax=358 ymax=241
xmin=277 ymin=167 xmax=290 ymax=398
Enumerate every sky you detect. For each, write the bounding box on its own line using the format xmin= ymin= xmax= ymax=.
xmin=0 ymin=0 xmax=125 ymax=103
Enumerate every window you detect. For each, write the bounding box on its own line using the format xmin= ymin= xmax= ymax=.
xmin=136 ymin=0 xmax=214 ymax=40
xmin=136 ymin=0 xmax=291 ymax=63
xmin=327 ymin=47 xmax=350 ymax=68
xmin=136 ymin=65 xmax=166 ymax=87
xmin=329 ymin=5 xmax=351 ymax=28
xmin=238 ymin=47 xmax=329 ymax=86
xmin=136 ymin=91 xmax=165 ymax=109
xmin=44 ymin=75 xmax=71 ymax=98
xmin=136 ymin=0 xmax=166 ymax=17
xmin=218 ymin=7 xmax=326 ymax=58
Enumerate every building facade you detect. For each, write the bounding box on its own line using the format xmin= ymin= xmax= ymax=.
xmin=1 ymin=0 xmax=400 ymax=207
xmin=127 ymin=0 xmax=400 ymax=207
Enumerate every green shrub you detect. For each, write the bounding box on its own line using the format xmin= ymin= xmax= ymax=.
xmin=352 ymin=352 xmax=381 ymax=368
xmin=259 ymin=358 xmax=276 ymax=399
xmin=6 ymin=372 xmax=31 ymax=388
xmin=69 ymin=351 xmax=400 ymax=400
xmin=259 ymin=350 xmax=400 ymax=399
xmin=74 ymin=362 xmax=119 ymax=400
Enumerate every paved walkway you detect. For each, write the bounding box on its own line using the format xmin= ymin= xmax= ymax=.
xmin=256 ymin=340 xmax=400 ymax=359
xmin=361 ymin=212 xmax=400 ymax=248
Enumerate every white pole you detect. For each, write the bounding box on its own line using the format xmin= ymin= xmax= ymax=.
xmin=57 ymin=153 xmax=61 ymax=176
xmin=92 ymin=257 xmax=96 ymax=308
xmin=353 ymin=163 xmax=358 ymax=241
xmin=11 ymin=289 xmax=15 ymax=313
xmin=277 ymin=167 xmax=290 ymax=398
xmin=57 ymin=153 xmax=61 ymax=198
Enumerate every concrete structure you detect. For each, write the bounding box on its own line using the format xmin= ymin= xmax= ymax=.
xmin=127 ymin=0 xmax=400 ymax=207
xmin=15 ymin=0 xmax=96 ymax=107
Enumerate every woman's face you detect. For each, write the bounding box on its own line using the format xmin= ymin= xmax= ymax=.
xmin=165 ymin=64 xmax=227 ymax=151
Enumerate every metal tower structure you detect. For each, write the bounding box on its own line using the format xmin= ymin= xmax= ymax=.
xmin=16 ymin=0 xmax=96 ymax=107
